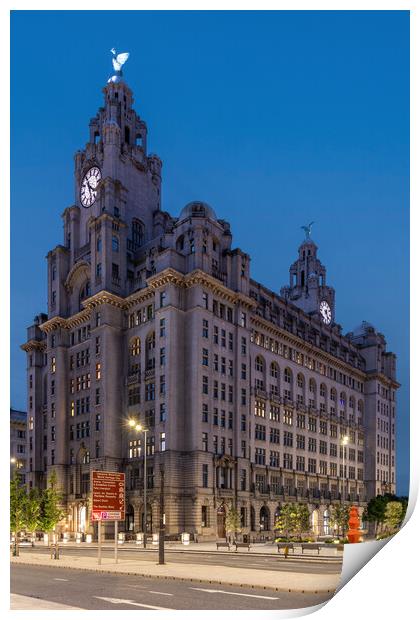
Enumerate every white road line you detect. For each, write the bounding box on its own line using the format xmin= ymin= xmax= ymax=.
xmin=148 ymin=591 xmax=174 ymax=596
xmin=94 ymin=596 xmax=172 ymax=610
xmin=53 ymin=578 xmax=69 ymax=582
xmin=190 ymin=587 xmax=278 ymax=600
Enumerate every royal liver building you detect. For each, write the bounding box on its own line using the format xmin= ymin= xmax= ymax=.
xmin=22 ymin=58 xmax=399 ymax=540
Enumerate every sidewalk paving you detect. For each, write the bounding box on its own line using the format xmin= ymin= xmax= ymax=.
xmin=11 ymin=551 xmax=340 ymax=594
xmin=10 ymin=593 xmax=82 ymax=610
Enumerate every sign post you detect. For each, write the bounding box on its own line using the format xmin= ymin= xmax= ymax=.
xmin=98 ymin=520 xmax=102 ymax=565
xmin=114 ymin=520 xmax=118 ymax=564
xmin=91 ymin=471 xmax=125 ymax=566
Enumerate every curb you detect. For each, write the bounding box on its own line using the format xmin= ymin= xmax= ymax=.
xmin=11 ymin=558 xmax=338 ymax=596
xmin=25 ymin=546 xmax=343 ymax=564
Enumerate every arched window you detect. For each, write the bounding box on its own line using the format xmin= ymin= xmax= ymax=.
xmin=297 ymin=373 xmax=304 ymax=389
xmin=284 ymin=368 xmax=292 ymax=384
xmin=340 ymin=392 xmax=347 ymax=408
xmin=130 ymin=337 xmax=140 ymax=357
xmin=320 ymin=383 xmax=327 ymax=398
xmin=255 ymin=356 xmax=264 ymax=373
xmin=260 ymin=506 xmax=270 ymax=531
xmin=112 ymin=235 xmax=119 ymax=252
xmin=349 ymin=396 xmax=355 ymax=409
xmin=176 ymin=235 xmax=185 ymax=252
xmin=79 ymin=281 xmax=91 ymax=309
xmin=330 ymin=388 xmax=337 ymax=402
xmin=250 ymin=506 xmax=256 ymax=531
xmin=309 ymin=378 xmax=316 ymax=393
xmin=323 ymin=510 xmax=331 ymax=535
xmin=146 ymin=332 xmax=156 ymax=369
xmin=357 ymin=400 xmax=364 ymax=413
xmin=132 ymin=219 xmax=144 ymax=249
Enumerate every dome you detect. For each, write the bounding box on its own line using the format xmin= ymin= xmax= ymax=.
xmin=178 ymin=201 xmax=217 ymax=222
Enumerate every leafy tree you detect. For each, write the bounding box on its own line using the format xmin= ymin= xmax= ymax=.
xmin=39 ymin=471 xmax=64 ymax=542
xmin=225 ymin=506 xmax=242 ymax=544
xmin=330 ymin=505 xmax=350 ymax=538
xmin=10 ymin=473 xmax=28 ymax=557
xmin=24 ymin=488 xmax=41 ymax=545
xmin=363 ymin=494 xmax=408 ymax=536
xmin=383 ymin=501 xmax=404 ymax=534
xmin=275 ymin=503 xmax=310 ymax=541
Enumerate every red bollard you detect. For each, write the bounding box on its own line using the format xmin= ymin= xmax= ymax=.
xmin=347 ymin=506 xmax=361 ymax=543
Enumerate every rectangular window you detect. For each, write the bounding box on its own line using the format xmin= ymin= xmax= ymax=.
xmin=201 ymin=505 xmax=209 ymax=527
xmin=202 ymin=348 xmax=209 ymax=366
xmin=96 ymin=363 xmax=101 ymax=380
xmin=160 ymin=403 xmax=167 ymax=422
xmin=202 ymin=432 xmax=208 ymax=451
xmin=202 ymin=403 xmax=208 ymax=423
xmin=160 ymin=318 xmax=166 ymax=337
xmin=160 ymin=432 xmax=166 ymax=451
xmin=202 ymin=376 xmax=208 ymax=394
xmin=159 ymin=291 xmax=166 ymax=307
xmin=202 ymin=464 xmax=208 ymax=487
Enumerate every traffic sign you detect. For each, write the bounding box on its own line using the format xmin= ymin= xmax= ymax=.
xmin=91 ymin=471 xmax=125 ymax=521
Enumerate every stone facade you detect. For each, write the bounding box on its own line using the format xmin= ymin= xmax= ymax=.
xmin=22 ymin=75 xmax=399 ymax=541
xmin=10 ymin=408 xmax=27 ymax=484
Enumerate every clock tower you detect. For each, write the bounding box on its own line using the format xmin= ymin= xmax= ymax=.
xmin=280 ymin=232 xmax=335 ymax=325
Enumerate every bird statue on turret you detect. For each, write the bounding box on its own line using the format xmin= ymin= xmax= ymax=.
xmin=301 ymin=221 xmax=315 ymax=240
xmin=108 ymin=48 xmax=130 ymax=83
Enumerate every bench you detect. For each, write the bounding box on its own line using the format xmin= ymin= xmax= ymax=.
xmin=216 ymin=542 xmax=230 ymax=550
xmin=277 ymin=543 xmax=295 ymax=554
xmin=234 ymin=542 xmax=251 ymax=552
xmin=301 ymin=543 xmax=322 ymax=554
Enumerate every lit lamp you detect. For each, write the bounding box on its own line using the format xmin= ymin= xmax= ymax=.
xmin=340 ymin=435 xmax=349 ymax=503
xmin=127 ymin=419 xmax=149 ymax=549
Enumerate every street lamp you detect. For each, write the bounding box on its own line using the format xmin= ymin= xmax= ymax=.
xmin=128 ymin=420 xmax=149 ymax=549
xmin=340 ymin=435 xmax=349 ymax=503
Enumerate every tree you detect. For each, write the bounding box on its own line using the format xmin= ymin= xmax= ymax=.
xmin=10 ymin=473 xmax=28 ymax=557
xmin=330 ymin=505 xmax=350 ymax=538
xmin=39 ymin=471 xmax=64 ymax=542
xmin=383 ymin=501 xmax=404 ymax=534
xmin=24 ymin=488 xmax=41 ymax=545
xmin=275 ymin=503 xmax=310 ymax=541
xmin=225 ymin=506 xmax=242 ymax=544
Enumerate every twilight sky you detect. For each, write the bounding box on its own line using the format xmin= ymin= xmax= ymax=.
xmin=10 ymin=10 xmax=409 ymax=495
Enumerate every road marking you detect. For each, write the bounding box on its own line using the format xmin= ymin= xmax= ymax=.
xmin=190 ymin=588 xmax=278 ymax=600
xmin=148 ymin=591 xmax=174 ymax=596
xmin=53 ymin=578 xmax=69 ymax=582
xmin=94 ymin=596 xmax=172 ymax=610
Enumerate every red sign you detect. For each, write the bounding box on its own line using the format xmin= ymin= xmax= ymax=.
xmin=91 ymin=471 xmax=125 ymax=521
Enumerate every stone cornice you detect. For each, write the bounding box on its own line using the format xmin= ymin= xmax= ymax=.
xmin=83 ymin=291 xmax=125 ymax=310
xmin=251 ymin=315 xmax=367 ymax=381
xmin=147 ymin=268 xmax=186 ymax=290
xmin=365 ymin=371 xmax=400 ymax=390
xmin=39 ymin=317 xmax=68 ymax=334
xmin=21 ymin=339 xmax=46 ymax=352
xmin=185 ymin=269 xmax=256 ymax=309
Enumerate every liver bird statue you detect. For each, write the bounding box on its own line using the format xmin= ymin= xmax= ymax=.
xmin=108 ymin=48 xmax=130 ymax=83
xmin=301 ymin=221 xmax=315 ymax=240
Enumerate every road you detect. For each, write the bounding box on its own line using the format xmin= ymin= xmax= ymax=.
xmin=18 ymin=545 xmax=341 ymax=575
xmin=11 ymin=564 xmax=334 ymax=610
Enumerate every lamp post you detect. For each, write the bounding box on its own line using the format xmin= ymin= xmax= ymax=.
xmin=340 ymin=435 xmax=349 ymax=503
xmin=128 ymin=420 xmax=149 ymax=549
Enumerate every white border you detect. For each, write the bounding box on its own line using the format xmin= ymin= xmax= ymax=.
xmin=2 ymin=2 xmax=416 ymax=619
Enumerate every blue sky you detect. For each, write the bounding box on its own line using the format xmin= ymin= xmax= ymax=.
xmin=11 ymin=10 xmax=409 ymax=495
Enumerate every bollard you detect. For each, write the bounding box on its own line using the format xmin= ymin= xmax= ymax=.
xmin=50 ymin=543 xmax=60 ymax=560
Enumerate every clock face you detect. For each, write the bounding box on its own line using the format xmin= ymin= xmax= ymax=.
xmin=319 ymin=300 xmax=332 ymax=325
xmin=80 ymin=166 xmax=101 ymax=208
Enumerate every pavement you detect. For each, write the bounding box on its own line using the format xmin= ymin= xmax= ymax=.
xmin=10 ymin=593 xmax=82 ymax=610
xmin=10 ymin=546 xmax=341 ymax=594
